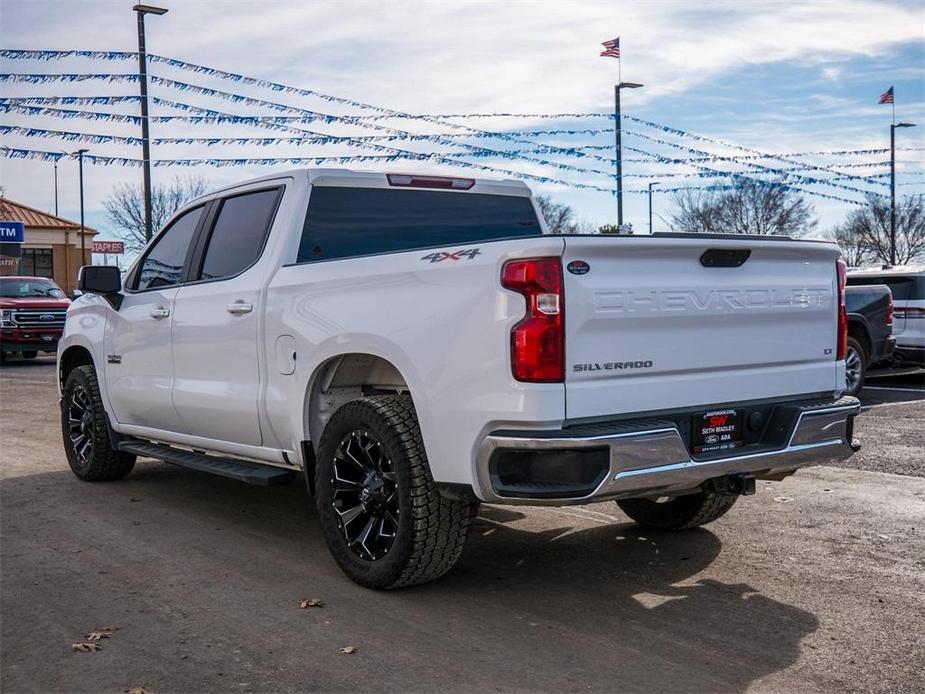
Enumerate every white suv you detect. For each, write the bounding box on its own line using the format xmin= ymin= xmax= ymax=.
xmin=847 ymin=265 xmax=925 ymax=365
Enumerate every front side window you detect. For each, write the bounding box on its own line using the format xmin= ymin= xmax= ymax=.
xmin=135 ymin=206 xmax=203 ymax=290
xmin=198 ymin=189 xmax=281 ymax=281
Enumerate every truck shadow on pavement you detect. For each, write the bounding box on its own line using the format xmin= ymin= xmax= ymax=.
xmin=1 ymin=461 xmax=818 ymax=693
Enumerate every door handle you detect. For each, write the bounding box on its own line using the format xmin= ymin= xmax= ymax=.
xmin=149 ymin=306 xmax=170 ymax=320
xmin=226 ymin=301 xmax=254 ymax=315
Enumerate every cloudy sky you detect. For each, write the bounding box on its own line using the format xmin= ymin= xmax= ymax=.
xmin=1 ymin=0 xmax=923 ymax=248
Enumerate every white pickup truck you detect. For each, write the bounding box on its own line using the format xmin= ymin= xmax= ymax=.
xmin=59 ymin=169 xmax=861 ymax=589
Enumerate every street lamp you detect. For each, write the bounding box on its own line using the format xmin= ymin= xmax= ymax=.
xmin=133 ymin=3 xmax=168 ymax=243
xmin=53 ymin=156 xmax=59 ymax=216
xmin=648 ymin=181 xmax=660 ymax=234
xmin=890 ymin=121 xmax=916 ymax=266
xmin=614 ymin=81 xmax=643 ymax=228
xmin=73 ymin=148 xmax=89 ymax=267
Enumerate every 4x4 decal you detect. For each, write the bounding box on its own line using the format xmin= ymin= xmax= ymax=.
xmin=421 ymin=248 xmax=481 ymax=263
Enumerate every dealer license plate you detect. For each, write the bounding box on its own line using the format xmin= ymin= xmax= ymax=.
xmin=692 ymin=408 xmax=744 ymax=454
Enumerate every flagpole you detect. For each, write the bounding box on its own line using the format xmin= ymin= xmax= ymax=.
xmin=890 ymin=89 xmax=896 ymax=266
xmin=602 ymin=37 xmax=641 ymax=229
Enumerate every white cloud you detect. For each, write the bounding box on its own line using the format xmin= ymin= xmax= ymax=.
xmin=1 ymin=0 xmax=922 ymax=233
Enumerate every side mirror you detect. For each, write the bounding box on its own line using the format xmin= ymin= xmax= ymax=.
xmin=77 ymin=265 xmax=121 ymax=295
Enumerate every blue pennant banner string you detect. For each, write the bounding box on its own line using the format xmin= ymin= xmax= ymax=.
xmin=1 ymin=68 xmax=914 ymax=181
xmin=2 ymin=94 xmax=140 ymax=106
xmin=2 ymin=78 xmax=895 ymax=189
xmin=0 ymin=144 xmax=612 ymax=191
xmin=0 ymin=53 xmax=914 ymax=202
xmin=1 ymin=102 xmax=143 ymax=124
xmin=152 ymin=100 xmax=619 ymax=191
xmin=3 ymin=144 xmax=883 ymax=198
xmin=1 ymin=53 xmax=923 ymax=156
xmin=625 ymin=129 xmax=889 ymax=197
xmin=619 ymin=143 xmax=866 ymax=206
xmin=620 ymin=115 xmax=895 ymax=186
xmin=1 ymin=92 xmax=903 ymax=194
xmin=0 ymin=124 xmax=143 ymax=145
xmin=0 ymin=100 xmax=898 ymax=192
xmin=145 ymin=77 xmax=628 ymax=176
xmin=0 ymin=72 xmax=623 ymax=173
xmin=0 ymin=124 xmax=897 ymax=188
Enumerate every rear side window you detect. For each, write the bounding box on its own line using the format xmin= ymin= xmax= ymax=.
xmin=297 ymin=187 xmax=541 ymax=263
xmin=135 ymin=205 xmax=203 ymax=290
xmin=199 ymin=188 xmax=281 ymax=281
xmin=847 ymin=276 xmax=925 ymax=301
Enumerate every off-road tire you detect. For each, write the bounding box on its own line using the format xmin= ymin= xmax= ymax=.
xmin=315 ymin=395 xmax=477 ymax=589
xmin=61 ymin=365 xmax=136 ymax=481
xmin=616 ymin=490 xmax=738 ymax=530
xmin=844 ymin=336 xmax=867 ymax=397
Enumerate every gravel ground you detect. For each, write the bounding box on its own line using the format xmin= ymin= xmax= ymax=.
xmin=1 ymin=359 xmax=923 ymax=694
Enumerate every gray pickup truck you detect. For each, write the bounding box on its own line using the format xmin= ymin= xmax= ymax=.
xmin=844 ymin=284 xmax=895 ymax=395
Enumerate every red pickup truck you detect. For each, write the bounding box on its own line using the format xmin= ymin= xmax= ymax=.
xmin=0 ymin=276 xmax=71 ymax=362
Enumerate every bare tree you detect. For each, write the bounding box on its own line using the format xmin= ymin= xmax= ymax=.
xmin=104 ymin=175 xmax=207 ymax=252
xmin=830 ymin=222 xmax=871 ymax=268
xmin=834 ymin=194 xmax=925 ymax=266
xmin=670 ymin=178 xmax=816 ymax=236
xmin=534 ymin=194 xmax=579 ymax=235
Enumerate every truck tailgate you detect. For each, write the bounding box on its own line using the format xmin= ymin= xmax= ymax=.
xmin=563 ymin=235 xmax=841 ymax=420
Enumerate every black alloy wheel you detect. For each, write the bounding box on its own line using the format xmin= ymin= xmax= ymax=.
xmin=331 ymin=429 xmax=399 ymax=561
xmin=67 ymin=383 xmax=96 ymax=466
xmin=60 ymin=365 xmax=135 ymax=481
xmin=315 ymin=395 xmax=477 ymax=589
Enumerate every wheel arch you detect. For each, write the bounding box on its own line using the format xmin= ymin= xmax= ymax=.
xmin=303 ymin=352 xmax=412 ymax=455
xmin=59 ymin=345 xmax=95 ymax=391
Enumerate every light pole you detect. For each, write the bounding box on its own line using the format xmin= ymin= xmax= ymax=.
xmin=133 ymin=3 xmax=168 ymax=243
xmin=74 ymin=148 xmax=89 ymax=266
xmin=614 ymin=81 xmax=643 ymax=228
xmin=648 ymin=181 xmax=660 ymax=234
xmin=890 ymin=122 xmax=916 ymax=266
xmin=53 ymin=156 xmax=59 ymax=216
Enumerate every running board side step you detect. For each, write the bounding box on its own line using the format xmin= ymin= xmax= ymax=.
xmin=117 ymin=441 xmax=297 ymax=486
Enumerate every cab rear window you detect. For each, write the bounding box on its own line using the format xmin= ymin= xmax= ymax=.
xmin=297 ymin=186 xmax=541 ymax=263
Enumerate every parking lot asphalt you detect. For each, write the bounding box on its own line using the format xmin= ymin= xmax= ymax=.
xmin=1 ymin=358 xmax=923 ymax=694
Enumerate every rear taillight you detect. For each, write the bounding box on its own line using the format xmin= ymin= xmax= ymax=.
xmin=501 ymin=257 xmax=564 ymax=383
xmin=836 ymin=259 xmax=848 ymax=360
xmin=886 ymin=293 xmax=894 ymax=329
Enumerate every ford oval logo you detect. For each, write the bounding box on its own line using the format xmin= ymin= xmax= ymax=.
xmin=704 ymin=434 xmax=720 ymax=444
xmin=39 ymin=314 xmax=56 ymax=321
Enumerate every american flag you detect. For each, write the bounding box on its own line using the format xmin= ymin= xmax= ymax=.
xmin=600 ymin=37 xmax=620 ymax=59
xmin=879 ymin=86 xmax=894 ymax=104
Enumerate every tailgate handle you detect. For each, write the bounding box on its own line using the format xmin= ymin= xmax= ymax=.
xmin=700 ymin=248 xmax=751 ymax=267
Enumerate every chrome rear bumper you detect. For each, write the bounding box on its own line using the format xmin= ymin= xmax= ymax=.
xmin=475 ymin=396 xmax=861 ymax=505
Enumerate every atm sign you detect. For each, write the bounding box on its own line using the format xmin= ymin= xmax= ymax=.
xmin=0 ymin=221 xmax=25 ymax=243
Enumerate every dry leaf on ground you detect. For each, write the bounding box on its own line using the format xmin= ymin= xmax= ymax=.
xmin=126 ymin=688 xmax=151 ymax=694
xmin=72 ymin=642 xmax=101 ymax=652
xmin=85 ymin=631 xmax=114 ymax=641
xmin=98 ymin=625 xmax=120 ymax=632
xmin=300 ymin=599 xmax=324 ymax=608
xmin=339 ymin=645 xmax=356 ymax=654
